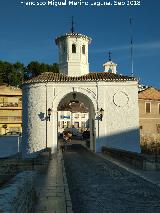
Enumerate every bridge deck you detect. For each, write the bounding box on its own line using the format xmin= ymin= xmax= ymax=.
xmin=34 ymin=151 xmax=73 ymax=213
xmin=34 ymin=142 xmax=160 ymax=213
xmin=64 ymin=144 xmax=160 ymax=213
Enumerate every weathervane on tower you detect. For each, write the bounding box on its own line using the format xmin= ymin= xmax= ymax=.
xmin=129 ymin=16 xmax=134 ymax=77
xmin=71 ymin=16 xmax=75 ymax=33
xmin=108 ymin=51 xmax=112 ymax=61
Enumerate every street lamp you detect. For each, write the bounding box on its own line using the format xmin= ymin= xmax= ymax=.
xmin=99 ymin=108 xmax=104 ymax=121
xmin=47 ymin=108 xmax=52 ymax=121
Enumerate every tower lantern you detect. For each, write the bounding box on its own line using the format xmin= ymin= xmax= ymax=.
xmin=103 ymin=51 xmax=117 ymax=74
xmin=55 ymin=32 xmax=91 ymax=77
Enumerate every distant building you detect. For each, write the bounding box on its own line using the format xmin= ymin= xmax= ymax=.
xmin=138 ymin=87 xmax=160 ymax=136
xmin=0 ymin=84 xmax=22 ymax=135
xmin=58 ymin=111 xmax=89 ymax=133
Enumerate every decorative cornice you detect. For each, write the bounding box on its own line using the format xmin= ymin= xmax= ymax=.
xmin=55 ymin=33 xmax=92 ymax=44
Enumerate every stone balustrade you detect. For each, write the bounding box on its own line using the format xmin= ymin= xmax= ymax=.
xmin=102 ymin=146 xmax=160 ymax=170
xmin=0 ymin=171 xmax=36 ymax=213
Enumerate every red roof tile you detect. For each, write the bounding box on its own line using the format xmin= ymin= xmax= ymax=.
xmin=23 ymin=72 xmax=137 ymax=85
xmin=138 ymin=87 xmax=160 ymax=100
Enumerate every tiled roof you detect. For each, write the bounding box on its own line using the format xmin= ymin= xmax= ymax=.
xmin=138 ymin=87 xmax=160 ymax=100
xmin=23 ymin=72 xmax=136 ymax=85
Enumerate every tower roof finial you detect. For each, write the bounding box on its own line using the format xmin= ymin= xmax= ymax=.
xmin=71 ymin=16 xmax=75 ymax=33
xmin=108 ymin=51 xmax=112 ymax=61
xmin=129 ymin=16 xmax=134 ymax=77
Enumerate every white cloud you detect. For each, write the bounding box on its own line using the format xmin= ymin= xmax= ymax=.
xmin=134 ymin=41 xmax=160 ymax=49
xmin=91 ymin=41 xmax=160 ymax=53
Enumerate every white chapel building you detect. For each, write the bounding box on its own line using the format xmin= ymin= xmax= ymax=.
xmin=22 ymin=30 xmax=141 ymax=158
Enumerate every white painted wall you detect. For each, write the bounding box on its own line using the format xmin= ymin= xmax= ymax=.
xmin=22 ymin=84 xmax=47 ymax=158
xmin=22 ymin=80 xmax=141 ymax=158
xmin=95 ymin=81 xmax=140 ymax=153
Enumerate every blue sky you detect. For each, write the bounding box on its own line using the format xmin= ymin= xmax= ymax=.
xmin=0 ymin=0 xmax=160 ymax=88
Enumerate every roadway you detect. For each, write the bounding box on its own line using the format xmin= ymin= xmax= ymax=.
xmin=63 ymin=144 xmax=160 ymax=213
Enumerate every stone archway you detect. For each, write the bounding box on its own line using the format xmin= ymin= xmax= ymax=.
xmin=52 ymin=90 xmax=96 ymax=152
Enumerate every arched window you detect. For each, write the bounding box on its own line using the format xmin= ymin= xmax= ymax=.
xmin=72 ymin=44 xmax=76 ymax=53
xmin=82 ymin=45 xmax=85 ymax=54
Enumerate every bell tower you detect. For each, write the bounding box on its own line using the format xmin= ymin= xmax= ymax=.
xmin=55 ymin=23 xmax=91 ymax=76
xmin=103 ymin=51 xmax=117 ymax=74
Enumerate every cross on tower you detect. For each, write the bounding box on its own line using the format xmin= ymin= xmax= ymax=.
xmin=71 ymin=16 xmax=75 ymax=33
xmin=108 ymin=51 xmax=112 ymax=61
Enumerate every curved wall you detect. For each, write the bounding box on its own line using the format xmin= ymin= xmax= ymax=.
xmin=22 ymin=84 xmax=47 ymax=157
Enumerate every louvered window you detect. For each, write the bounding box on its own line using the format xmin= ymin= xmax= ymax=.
xmin=145 ymin=102 xmax=151 ymax=113
xmin=72 ymin=44 xmax=76 ymax=53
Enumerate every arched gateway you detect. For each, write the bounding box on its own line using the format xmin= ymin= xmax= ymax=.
xmin=22 ymin=31 xmax=141 ymax=158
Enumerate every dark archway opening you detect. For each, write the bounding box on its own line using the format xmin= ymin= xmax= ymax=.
xmin=57 ymin=92 xmax=95 ymax=151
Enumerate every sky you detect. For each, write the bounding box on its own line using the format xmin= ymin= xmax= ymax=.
xmin=0 ymin=0 xmax=160 ymax=88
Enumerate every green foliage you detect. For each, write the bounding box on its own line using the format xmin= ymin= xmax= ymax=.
xmin=0 ymin=60 xmax=59 ymax=87
xmin=141 ymin=134 xmax=160 ymax=154
xmin=0 ymin=61 xmax=20 ymax=85
xmin=27 ymin=61 xmax=59 ymax=77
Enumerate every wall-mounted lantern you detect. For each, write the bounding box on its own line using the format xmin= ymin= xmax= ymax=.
xmin=69 ymin=92 xmax=79 ymax=104
xmin=99 ymin=108 xmax=104 ymax=121
xmin=72 ymin=92 xmax=76 ymax=100
xmin=47 ymin=108 xmax=52 ymax=121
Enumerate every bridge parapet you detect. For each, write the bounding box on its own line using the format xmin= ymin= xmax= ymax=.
xmin=102 ymin=146 xmax=160 ymax=170
xmin=0 ymin=171 xmax=36 ymax=213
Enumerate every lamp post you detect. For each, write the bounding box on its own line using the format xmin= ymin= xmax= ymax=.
xmin=46 ymin=107 xmax=52 ymax=149
xmin=48 ymin=108 xmax=52 ymax=121
xmin=99 ymin=108 xmax=104 ymax=121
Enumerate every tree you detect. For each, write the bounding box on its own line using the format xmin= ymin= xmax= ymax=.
xmin=0 ymin=60 xmax=59 ymax=86
xmin=0 ymin=61 xmax=14 ymax=85
xmin=49 ymin=63 xmax=59 ymax=73
xmin=26 ymin=61 xmax=59 ymax=77
xmin=27 ymin=61 xmax=41 ymax=77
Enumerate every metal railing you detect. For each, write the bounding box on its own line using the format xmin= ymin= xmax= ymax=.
xmin=0 ymin=116 xmax=22 ymax=122
xmin=0 ymin=102 xmax=22 ymax=107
